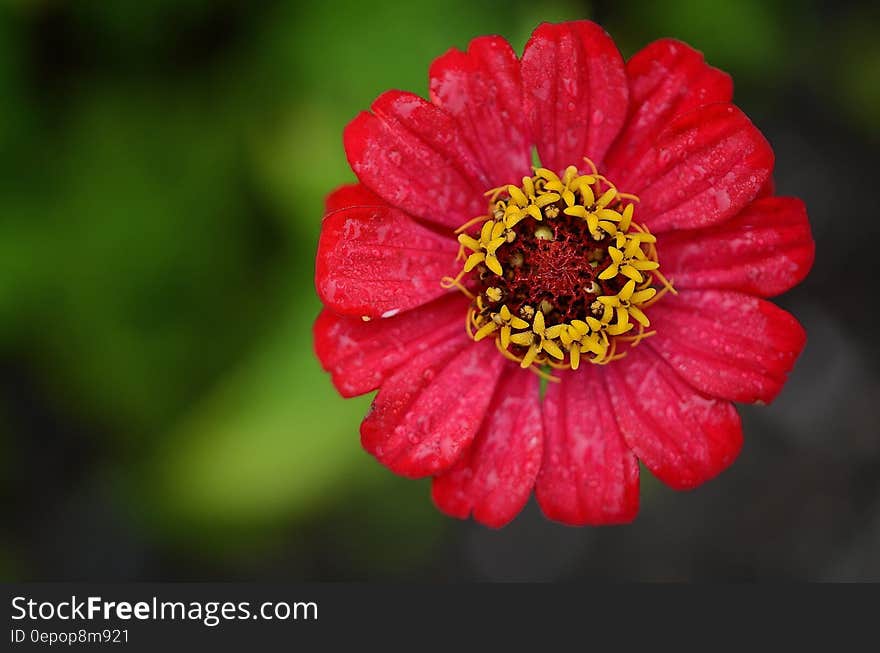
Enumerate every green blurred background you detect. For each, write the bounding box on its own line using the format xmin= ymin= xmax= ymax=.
xmin=1 ymin=0 xmax=878 ymax=581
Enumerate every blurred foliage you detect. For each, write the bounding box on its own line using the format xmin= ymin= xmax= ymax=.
xmin=834 ymin=5 xmax=880 ymax=139
xmin=0 ymin=0 xmax=876 ymax=578
xmin=611 ymin=0 xmax=789 ymax=77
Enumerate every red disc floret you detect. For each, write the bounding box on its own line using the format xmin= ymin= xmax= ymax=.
xmin=474 ymin=196 xmax=628 ymax=325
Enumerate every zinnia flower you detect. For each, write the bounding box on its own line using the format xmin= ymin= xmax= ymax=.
xmin=314 ymin=21 xmax=814 ymax=527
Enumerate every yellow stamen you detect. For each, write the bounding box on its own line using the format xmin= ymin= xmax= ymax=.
xmin=441 ymin=157 xmax=672 ymax=373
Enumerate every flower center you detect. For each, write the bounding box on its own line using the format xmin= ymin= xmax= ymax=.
xmin=442 ymin=159 xmax=674 ymax=379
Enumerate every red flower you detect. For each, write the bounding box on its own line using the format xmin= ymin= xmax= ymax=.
xmin=314 ymin=21 xmax=814 ymax=527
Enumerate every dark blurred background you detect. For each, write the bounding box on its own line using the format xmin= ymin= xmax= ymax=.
xmin=0 ymin=0 xmax=877 ymax=581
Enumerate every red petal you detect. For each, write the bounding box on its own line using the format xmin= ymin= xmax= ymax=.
xmin=610 ymin=103 xmax=773 ymax=233
xmin=605 ymin=347 xmax=743 ymax=490
xmin=521 ymin=21 xmax=628 ymax=171
xmin=535 ymin=366 xmax=639 ymax=526
xmin=431 ymin=368 xmax=542 ymax=528
xmin=325 ymin=183 xmax=384 ymax=213
xmin=647 ymin=290 xmax=807 ymax=404
xmin=659 ymin=196 xmax=815 ymax=297
xmin=314 ymin=294 xmax=469 ymax=398
xmin=315 ymin=204 xmax=458 ymax=318
xmin=361 ymin=338 xmax=506 ymax=478
xmin=756 ymin=175 xmax=775 ymax=199
xmin=604 ymin=38 xmax=732 ymax=175
xmin=429 ymin=36 xmax=531 ymax=188
xmin=344 ymin=90 xmax=487 ymax=229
